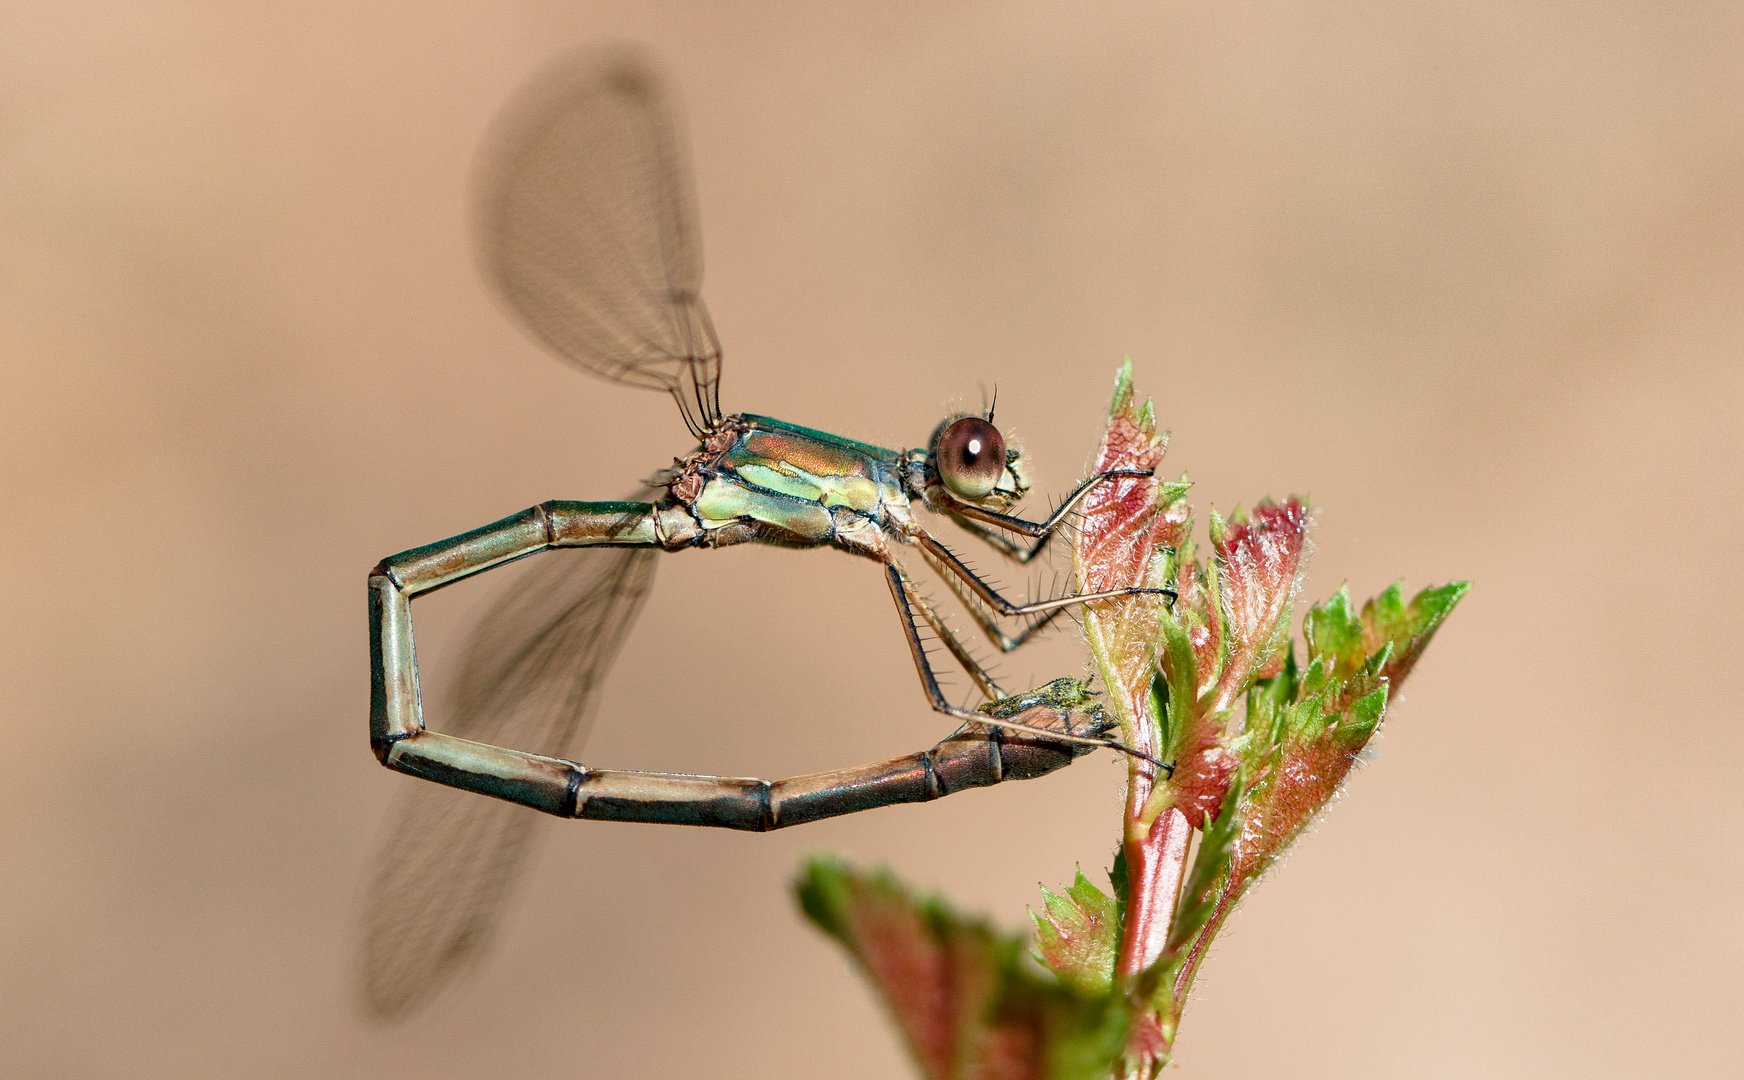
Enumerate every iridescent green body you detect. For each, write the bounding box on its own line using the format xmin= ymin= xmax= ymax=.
xmin=677 ymin=414 xmax=924 ymax=554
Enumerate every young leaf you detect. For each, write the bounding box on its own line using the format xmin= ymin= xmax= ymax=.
xmin=1307 ymin=580 xmax=1471 ymax=699
xmin=1032 ymin=871 xmax=1121 ymax=995
xmin=1129 ymin=497 xmax=1310 ymax=837
xmin=1168 ymin=543 xmax=1223 ymax=699
xmin=1303 ymin=584 xmax=1367 ymax=684
xmin=1165 ymin=582 xmax=1468 ymax=1019
xmin=796 ymin=858 xmax=1129 ymax=1080
xmin=1074 ymin=360 xmax=1187 ymax=760
xmin=1207 ymin=498 xmax=1311 ymax=714
xmin=1363 ymin=580 xmax=1471 ymax=688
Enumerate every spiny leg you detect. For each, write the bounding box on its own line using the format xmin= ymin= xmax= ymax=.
xmin=883 ymin=561 xmax=1166 ymax=768
xmin=914 ymin=530 xmax=1175 ymax=620
xmin=944 ymin=510 xmax=1072 ymax=564
xmin=924 ymin=467 xmax=1173 ymax=658
xmin=889 ymin=560 xmax=1008 ymax=700
xmin=919 ymin=540 xmax=1070 ymax=655
xmin=937 ymin=467 xmax=1155 ymax=563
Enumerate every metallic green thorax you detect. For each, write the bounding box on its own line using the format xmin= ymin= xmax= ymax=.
xmin=686 ymin=415 xmax=911 ymax=542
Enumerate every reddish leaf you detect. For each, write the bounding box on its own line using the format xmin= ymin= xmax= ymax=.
xmin=1171 ymin=551 xmax=1223 ymax=698
xmin=1072 ymin=367 xmax=1195 ymax=1012
xmin=1075 ymin=363 xmax=1187 ymax=766
xmin=1162 ymin=581 xmax=1464 ymax=1042
xmin=1208 ymin=499 xmax=1310 ymax=714
xmin=1227 ymin=685 xmax=1387 ymax=896
xmin=841 ymin=873 xmax=990 ymax=1077
xmin=1165 ymin=725 xmax=1240 ymax=830
xmin=797 ymin=859 xmax=1129 ymax=1080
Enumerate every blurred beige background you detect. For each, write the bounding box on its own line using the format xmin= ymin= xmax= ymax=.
xmin=3 ymin=2 xmax=1740 ymax=1077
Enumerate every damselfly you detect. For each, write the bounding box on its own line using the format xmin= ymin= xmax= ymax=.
xmin=361 ymin=49 xmax=1168 ymax=1018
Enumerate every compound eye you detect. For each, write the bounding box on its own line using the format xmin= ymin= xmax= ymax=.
xmin=936 ymin=417 xmax=1007 ymax=499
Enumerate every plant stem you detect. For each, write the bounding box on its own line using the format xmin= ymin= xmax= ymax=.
xmin=1117 ymin=804 xmax=1191 ymax=980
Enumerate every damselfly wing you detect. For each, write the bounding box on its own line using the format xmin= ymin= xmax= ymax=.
xmin=365 ymin=52 xmax=705 ymax=1019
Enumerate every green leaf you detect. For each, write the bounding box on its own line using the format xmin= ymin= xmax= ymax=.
xmin=1108 ymin=358 xmax=1135 ymax=419
xmin=1303 ymin=585 xmax=1366 ymax=682
xmin=1032 ymin=870 xmax=1121 ymax=994
xmin=1108 ymin=848 xmax=1130 ymax=912
xmin=1362 ymin=580 xmax=1471 ymax=690
xmin=1342 ymin=684 xmax=1388 ymax=741
xmin=1154 ymin=602 xmax=1199 ymax=761
xmin=1242 ymin=647 xmax=1298 ymax=741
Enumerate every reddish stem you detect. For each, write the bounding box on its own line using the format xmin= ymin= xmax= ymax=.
xmin=1116 ymin=804 xmax=1192 ymax=980
xmin=1115 ymin=793 xmax=1192 ymax=1075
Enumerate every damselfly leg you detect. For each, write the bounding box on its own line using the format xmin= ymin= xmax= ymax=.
xmin=933 ymin=466 xmax=1159 ymax=562
xmin=883 ymin=561 xmax=1171 ymax=769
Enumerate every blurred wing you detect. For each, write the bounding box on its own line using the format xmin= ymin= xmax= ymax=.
xmin=361 ymin=543 xmax=658 ymax=1020
xmin=478 ymin=48 xmax=722 ymax=436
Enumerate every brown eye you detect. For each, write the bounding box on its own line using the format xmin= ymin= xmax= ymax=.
xmin=936 ymin=417 xmax=1006 ymax=499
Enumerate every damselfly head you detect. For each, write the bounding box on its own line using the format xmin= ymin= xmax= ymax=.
xmin=929 ymin=415 xmax=1028 ymax=505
